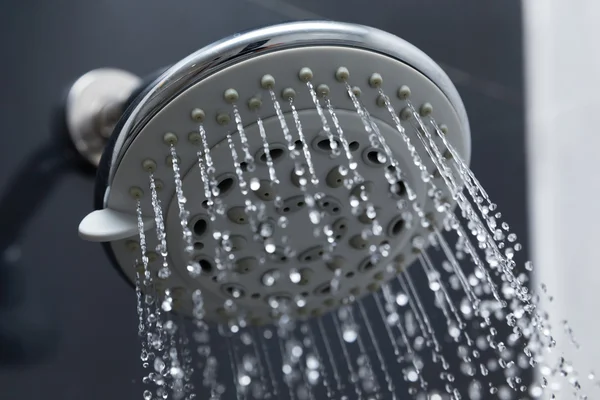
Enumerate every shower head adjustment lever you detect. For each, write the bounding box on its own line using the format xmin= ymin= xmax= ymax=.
xmin=78 ymin=208 xmax=155 ymax=242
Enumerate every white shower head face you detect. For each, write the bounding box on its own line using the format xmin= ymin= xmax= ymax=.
xmin=82 ymin=23 xmax=470 ymax=325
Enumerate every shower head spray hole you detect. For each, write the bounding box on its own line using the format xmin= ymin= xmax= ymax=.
xmin=227 ymin=206 xmax=249 ymax=225
xmin=364 ymin=148 xmax=387 ymax=167
xmin=253 ymin=180 xmax=277 ymax=201
xmin=348 ymin=141 xmax=360 ymax=151
xmin=388 ymin=216 xmax=406 ymax=237
xmin=267 ymin=246 xmax=288 ymax=264
xmin=298 ymin=246 xmax=326 ymax=263
xmin=216 ymin=175 xmax=236 ymax=197
xmin=390 ymin=181 xmax=407 ymax=197
xmin=315 ymin=283 xmax=331 ymax=295
xmin=257 ymin=144 xmax=286 ymax=164
xmin=359 ymin=257 xmax=376 ymax=272
xmin=314 ymin=137 xmax=342 ymax=153
xmin=192 ymin=217 xmax=208 ymax=237
xmin=195 ymin=257 xmax=214 ymax=274
xmin=222 ymin=284 xmax=246 ymax=299
xmin=235 ymin=257 xmax=257 ymax=274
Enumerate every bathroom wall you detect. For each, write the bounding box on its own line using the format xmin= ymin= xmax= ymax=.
xmin=0 ymin=1 xmax=526 ymax=398
xmin=523 ymin=0 xmax=600 ymax=397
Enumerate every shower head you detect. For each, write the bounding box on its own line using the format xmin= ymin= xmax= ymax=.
xmin=73 ymin=20 xmax=471 ymax=324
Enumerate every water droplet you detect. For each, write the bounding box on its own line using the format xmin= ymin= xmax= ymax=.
xmin=306 ymin=354 xmax=319 ymax=370
xmin=264 ymin=239 xmax=276 ymax=254
xmin=238 ymin=373 xmax=251 ymax=386
xmin=170 ymin=366 xmax=184 ymax=380
xmin=309 ymin=210 xmax=321 ymax=224
xmin=157 ymin=268 xmax=171 ymax=279
xmin=154 ymin=357 xmax=165 ymax=373
xmin=250 ymin=178 xmax=261 ymax=191
xmin=342 ymin=325 xmax=358 ymax=343
xmin=278 ymin=216 xmax=288 ymax=228
xmin=289 ymin=269 xmax=301 ymax=284
xmin=187 ymin=262 xmax=201 ymax=277
xmin=525 ymin=261 xmax=533 ymax=271
xmin=262 ymin=270 xmax=279 ymax=287
xmin=396 ymin=293 xmax=408 ymax=306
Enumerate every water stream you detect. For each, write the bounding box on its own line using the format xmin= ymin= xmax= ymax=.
xmin=126 ymin=75 xmax=590 ymax=400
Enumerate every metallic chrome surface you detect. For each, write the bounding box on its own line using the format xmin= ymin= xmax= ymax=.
xmin=107 ymin=20 xmax=470 ymax=190
xmin=66 ymin=68 xmax=141 ymax=167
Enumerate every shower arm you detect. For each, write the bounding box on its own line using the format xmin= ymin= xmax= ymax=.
xmin=0 ymin=68 xmax=161 ymax=365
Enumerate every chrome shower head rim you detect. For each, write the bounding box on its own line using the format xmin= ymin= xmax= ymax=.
xmin=106 ymin=20 xmax=471 ymax=198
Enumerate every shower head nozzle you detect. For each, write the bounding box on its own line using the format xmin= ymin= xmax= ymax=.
xmin=74 ymin=21 xmax=471 ymax=324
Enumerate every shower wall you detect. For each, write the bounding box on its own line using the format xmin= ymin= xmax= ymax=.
xmin=523 ymin=0 xmax=600 ymax=397
xmin=0 ymin=1 xmax=525 ymax=398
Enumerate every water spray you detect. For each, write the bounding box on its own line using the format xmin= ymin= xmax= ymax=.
xmin=63 ymin=21 xmax=590 ymax=399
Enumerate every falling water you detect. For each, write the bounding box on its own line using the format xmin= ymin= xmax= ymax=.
xmin=256 ymin=116 xmax=279 ymax=184
xmin=350 ymin=307 xmax=380 ymax=396
xmin=258 ymin=329 xmax=279 ymax=398
xmin=150 ymin=174 xmax=170 ymax=280
xmin=401 ymin=99 xmax=584 ymax=394
xmin=306 ymin=81 xmax=340 ymax=158
xmin=377 ymin=288 xmax=428 ymax=394
xmin=375 ymin=87 xmax=548 ymax=396
xmin=232 ymin=105 xmax=256 ymax=173
xmin=135 ymin=199 xmax=164 ymax=395
xmin=303 ymin=323 xmax=334 ymax=398
xmin=304 ymin=83 xmax=350 ymax=291
xmin=198 ymin=125 xmax=235 ymax=276
xmin=125 ymin=71 xmax=594 ymax=400
xmin=248 ymin=330 xmax=269 ymax=398
xmin=331 ymin=313 xmax=363 ymax=399
xmin=288 ymin=97 xmax=318 ymax=187
xmin=324 ymin=98 xmax=360 ymax=180
xmin=356 ymin=300 xmax=396 ymax=399
xmin=317 ymin=318 xmax=344 ymax=394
